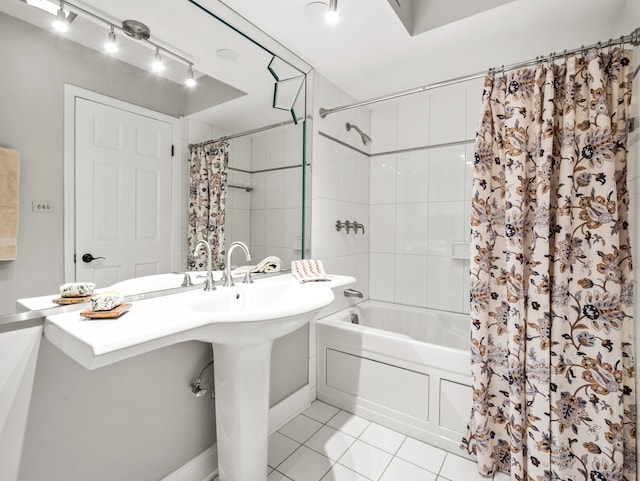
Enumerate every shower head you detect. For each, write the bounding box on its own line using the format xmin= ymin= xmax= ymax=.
xmin=345 ymin=122 xmax=372 ymax=146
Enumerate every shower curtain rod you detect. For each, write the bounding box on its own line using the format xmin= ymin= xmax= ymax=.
xmin=319 ymin=27 xmax=640 ymax=118
xmin=188 ymin=115 xmax=312 ymax=150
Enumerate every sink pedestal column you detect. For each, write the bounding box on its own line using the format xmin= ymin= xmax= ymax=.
xmin=212 ymin=340 xmax=273 ymax=481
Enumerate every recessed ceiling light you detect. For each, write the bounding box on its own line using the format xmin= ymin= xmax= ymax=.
xmin=216 ymin=49 xmax=239 ymax=62
xmin=304 ymin=1 xmax=329 ymax=21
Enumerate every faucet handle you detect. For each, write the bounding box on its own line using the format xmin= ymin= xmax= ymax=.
xmin=243 ymin=270 xmax=254 ymax=284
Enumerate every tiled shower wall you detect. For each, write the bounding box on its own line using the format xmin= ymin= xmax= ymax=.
xmin=313 ymin=74 xmax=371 ymax=297
xmin=368 ymin=78 xmax=484 ymax=314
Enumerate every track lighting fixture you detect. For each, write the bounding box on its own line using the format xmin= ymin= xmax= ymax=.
xmin=104 ymin=26 xmax=118 ymax=53
xmin=326 ymin=0 xmax=339 ymax=24
xmin=185 ymin=65 xmax=197 ymax=87
xmin=52 ymin=1 xmax=69 ymax=32
xmin=23 ymin=0 xmax=198 ymax=87
xmin=152 ymin=47 xmax=165 ymax=73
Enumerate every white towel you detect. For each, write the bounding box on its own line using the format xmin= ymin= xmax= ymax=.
xmin=0 ymin=148 xmax=19 ymax=261
xmin=291 ymin=259 xmax=330 ymax=283
xmin=231 ymin=256 xmax=282 ymax=276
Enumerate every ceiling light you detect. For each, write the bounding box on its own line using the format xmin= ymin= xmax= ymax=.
xmin=52 ymin=1 xmax=69 ymax=32
xmin=326 ymin=0 xmax=339 ymax=24
xmin=185 ymin=65 xmax=197 ymax=87
xmin=152 ymin=48 xmax=164 ymax=73
xmin=104 ymin=26 xmax=118 ymax=54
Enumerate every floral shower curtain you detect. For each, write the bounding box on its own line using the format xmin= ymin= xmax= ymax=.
xmin=187 ymin=140 xmax=228 ymax=270
xmin=463 ymin=48 xmax=636 ymax=480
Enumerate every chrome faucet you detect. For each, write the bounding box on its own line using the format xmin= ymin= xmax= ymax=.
xmin=223 ymin=241 xmax=252 ymax=287
xmin=194 ymin=240 xmax=215 ymax=291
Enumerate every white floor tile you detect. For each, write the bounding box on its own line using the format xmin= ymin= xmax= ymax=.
xmin=303 ymin=400 xmax=341 ymax=424
xmin=320 ymin=463 xmax=371 ymax=481
xmin=279 ymin=414 xmax=323 ymax=443
xmin=359 ymin=422 xmax=406 ymax=455
xmin=268 ymin=470 xmax=294 ymax=481
xmin=338 ymin=439 xmax=393 ymax=481
xmin=326 ymin=410 xmax=371 ymax=438
xmin=379 ymin=457 xmax=438 ymax=481
xmin=439 ymin=453 xmax=486 ymax=481
xmin=269 ymin=431 xmax=301 ymax=468
xmin=396 ymin=437 xmax=447 ymax=474
xmin=305 ymin=425 xmax=357 ymax=461
xmin=278 ymin=445 xmax=334 ymax=481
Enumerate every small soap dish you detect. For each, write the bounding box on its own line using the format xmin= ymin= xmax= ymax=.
xmin=53 ymin=295 xmax=93 ymax=305
xmin=80 ymin=303 xmax=132 ymax=319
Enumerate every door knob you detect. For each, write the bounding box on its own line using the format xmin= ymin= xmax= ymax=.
xmin=82 ymin=253 xmax=106 ymax=263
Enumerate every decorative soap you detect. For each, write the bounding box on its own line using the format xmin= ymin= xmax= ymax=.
xmin=60 ymin=282 xmax=95 ymax=298
xmin=90 ymin=290 xmax=124 ymax=311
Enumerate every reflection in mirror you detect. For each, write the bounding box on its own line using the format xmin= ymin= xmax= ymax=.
xmin=0 ymin=0 xmax=312 ymax=319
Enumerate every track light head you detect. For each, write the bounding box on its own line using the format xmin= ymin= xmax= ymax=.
xmin=185 ymin=65 xmax=197 ymax=87
xmin=52 ymin=1 xmax=69 ymax=32
xmin=104 ymin=26 xmax=118 ymax=53
xmin=152 ymin=48 xmax=164 ymax=73
xmin=326 ymin=0 xmax=339 ymax=24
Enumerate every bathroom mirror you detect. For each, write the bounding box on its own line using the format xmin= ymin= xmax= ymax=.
xmin=0 ymin=0 xmax=312 ymax=319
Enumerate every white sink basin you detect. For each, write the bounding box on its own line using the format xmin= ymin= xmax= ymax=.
xmin=181 ymin=278 xmax=333 ymax=343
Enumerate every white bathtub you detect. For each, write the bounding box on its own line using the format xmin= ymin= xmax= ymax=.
xmin=316 ymin=300 xmax=472 ymax=454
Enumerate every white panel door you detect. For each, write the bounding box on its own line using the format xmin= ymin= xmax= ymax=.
xmin=75 ymin=98 xmax=173 ymax=287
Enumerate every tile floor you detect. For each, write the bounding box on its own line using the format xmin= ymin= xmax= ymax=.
xmin=217 ymin=400 xmax=510 ymax=481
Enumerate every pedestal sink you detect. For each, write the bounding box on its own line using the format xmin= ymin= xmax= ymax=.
xmin=44 ymin=274 xmax=338 ymax=481
xmin=183 ymin=278 xmax=335 ymax=481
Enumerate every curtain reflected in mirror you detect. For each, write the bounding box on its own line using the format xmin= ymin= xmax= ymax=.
xmin=187 ymin=141 xmax=229 ymax=270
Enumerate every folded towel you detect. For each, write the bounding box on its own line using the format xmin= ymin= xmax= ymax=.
xmin=232 ymin=256 xmax=282 ymax=276
xmin=291 ymin=259 xmax=330 ymax=283
xmin=0 ymin=148 xmax=19 ymax=261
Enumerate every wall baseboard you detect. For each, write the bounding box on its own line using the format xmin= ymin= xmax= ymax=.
xmin=161 ymin=384 xmax=315 ymax=481
xmin=161 ymin=445 xmax=217 ymax=481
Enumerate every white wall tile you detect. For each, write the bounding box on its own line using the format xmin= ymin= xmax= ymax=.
xmin=283 ymin=168 xmax=303 ymax=209
xmin=251 ymin=133 xmax=266 ymax=172
xmin=395 ymin=254 xmax=428 ymax=307
xmin=231 ymin=136 xmax=252 ymax=171
xmin=312 ymin=198 xmax=339 ymax=258
xmin=354 ymin=253 xmax=369 ymax=298
xmin=396 ymin=151 xmax=428 ymax=203
xmin=427 ymin=201 xmax=465 ymax=256
xmin=428 ymin=146 xmax=466 ymax=202
xmin=265 ymin=209 xmax=284 ymax=248
xmin=396 ymin=203 xmax=428 ymax=255
xmin=314 ymin=137 xmax=339 ymax=200
xmin=397 ymin=92 xmax=429 ymax=149
xmin=251 ymin=209 xmax=266 ymax=247
xmin=464 ymin=143 xmax=475 ymax=201
xmin=369 ymin=253 xmax=395 ymax=302
xmin=266 ymin=129 xmax=285 ymax=169
xmin=284 ymin=124 xmax=304 ymax=166
xmin=370 ymin=155 xmax=397 ymax=205
xmin=429 ymin=88 xmax=466 ymax=144
xmin=251 ymin=172 xmax=266 ymax=210
xmin=370 ymin=204 xmax=396 ymax=253
xmin=354 ymin=153 xmax=370 ymax=205
xmin=337 ymin=155 xmax=356 ymax=203
xmin=265 ymin=171 xmax=284 ymax=209
xmin=232 ymin=209 xmax=251 ymax=245
xmin=370 ymin=101 xmax=398 ymax=153
xmin=426 ymin=256 xmax=464 ymax=312
xmin=465 ymin=79 xmax=485 ymax=140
